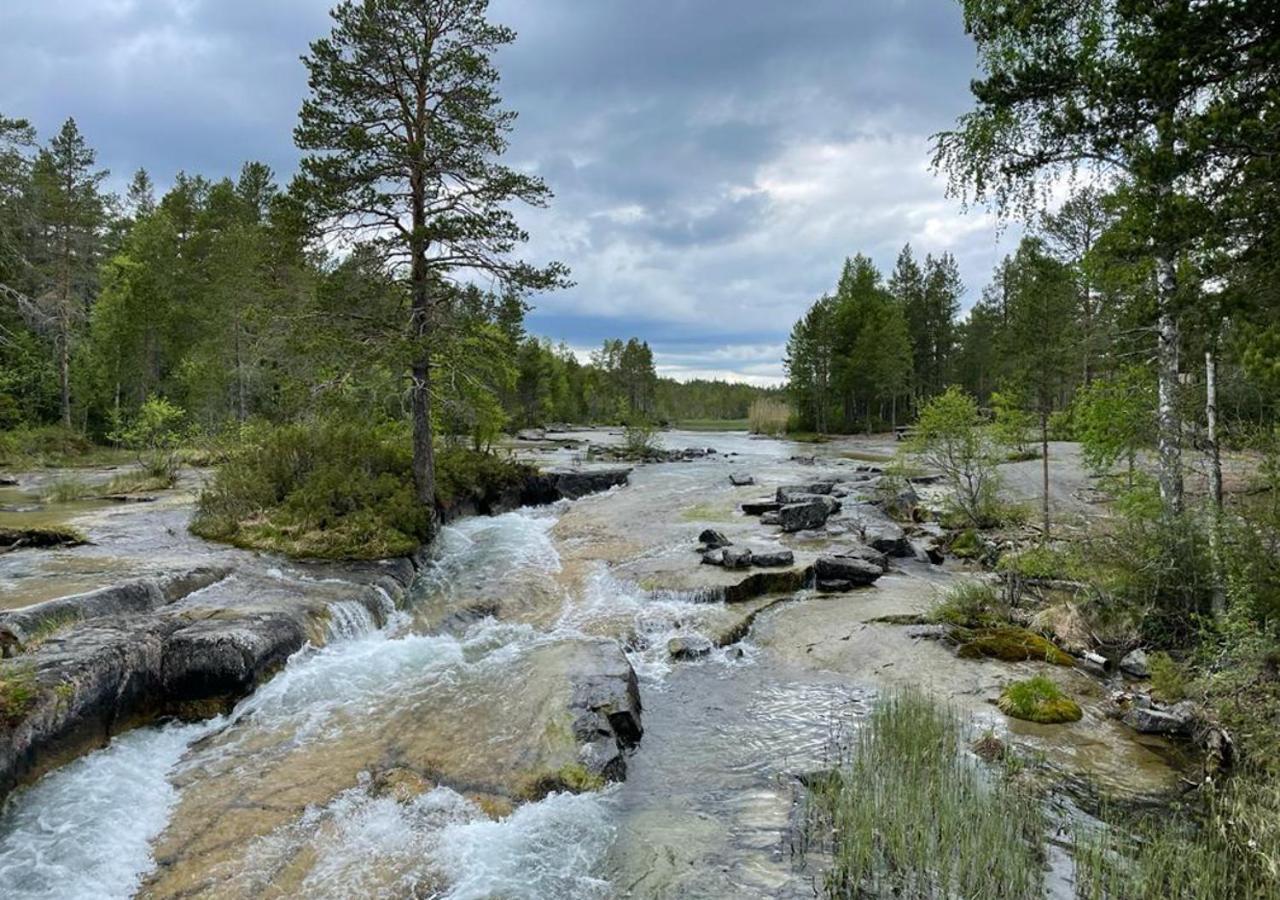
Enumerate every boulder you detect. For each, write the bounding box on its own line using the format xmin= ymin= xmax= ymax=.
xmin=698 ymin=529 xmax=731 ymax=549
xmin=700 ymin=549 xmax=725 ymax=566
xmin=910 ymin=537 xmax=945 ymax=565
xmin=741 ymin=499 xmax=781 ymax=516
xmin=1120 ymin=648 xmax=1150 ymax=679
xmin=776 ymin=482 xmax=835 ymax=502
xmin=750 ymin=549 xmax=794 ymax=568
xmin=721 ymin=547 xmax=754 ymax=569
xmin=778 ymin=496 xmax=839 ymax=533
xmin=1123 ymin=701 xmax=1195 ymax=736
xmin=538 ymin=468 xmax=632 ymax=501
xmin=567 ymin=640 xmax=643 ymax=781
xmin=667 ymin=635 xmax=714 ymax=660
xmin=729 ymin=472 xmax=755 ymax=486
xmin=814 ymin=555 xmax=884 ymax=587
xmin=759 ymin=511 xmax=781 ymax=526
xmin=863 ymin=522 xmax=912 ymax=557
xmin=834 ymin=543 xmax=890 ymax=572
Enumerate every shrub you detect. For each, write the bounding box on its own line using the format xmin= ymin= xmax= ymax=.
xmin=996 ymin=675 xmax=1082 ymax=723
xmin=0 ymin=425 xmax=94 ymax=467
xmin=908 ymin=387 xmax=1003 ymax=529
xmin=990 ymin=390 xmax=1035 ymax=457
xmin=1147 ymin=651 xmax=1187 ymax=702
xmin=997 ymin=544 xmax=1082 ymax=581
xmin=621 ymin=418 xmax=660 ymax=458
xmin=800 ymin=690 xmax=1045 ymax=898
xmin=112 ymin=396 xmax=186 ymax=484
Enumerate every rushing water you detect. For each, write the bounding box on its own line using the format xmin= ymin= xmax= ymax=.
xmin=0 ymin=431 xmax=1187 ymax=898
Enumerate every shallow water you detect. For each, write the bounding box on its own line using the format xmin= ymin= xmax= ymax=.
xmin=0 ymin=431 xmax=1188 ymax=898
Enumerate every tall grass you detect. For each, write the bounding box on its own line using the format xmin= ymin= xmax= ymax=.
xmin=801 ymin=690 xmax=1046 ymax=898
xmin=42 ymin=476 xmax=94 ymax=503
xmin=748 ymin=398 xmax=790 ymax=436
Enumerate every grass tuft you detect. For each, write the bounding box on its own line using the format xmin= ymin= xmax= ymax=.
xmin=930 ymin=581 xmax=1006 ymax=628
xmin=997 ymin=675 xmax=1083 ymax=723
xmin=0 ymin=665 xmax=37 ymax=726
xmin=800 ymin=690 xmax=1046 ymax=898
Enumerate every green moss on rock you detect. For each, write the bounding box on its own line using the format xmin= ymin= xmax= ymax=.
xmin=997 ymin=675 xmax=1083 ymax=724
xmin=954 ymin=627 xmax=1075 ymax=666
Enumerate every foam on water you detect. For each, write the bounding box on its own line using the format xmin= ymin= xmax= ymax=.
xmin=325 ymin=599 xmax=380 ymax=641
xmin=0 ymin=718 xmax=221 ymax=900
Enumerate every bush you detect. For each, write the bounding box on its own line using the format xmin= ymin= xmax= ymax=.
xmin=112 ymin=396 xmax=186 ymax=484
xmin=908 ymin=387 xmax=1003 ymax=529
xmin=1147 ymin=651 xmax=1187 ymax=702
xmin=0 ymin=425 xmax=94 ymax=467
xmin=621 ymin=419 xmax=660 ymax=458
xmin=996 ymin=675 xmax=1082 ymax=723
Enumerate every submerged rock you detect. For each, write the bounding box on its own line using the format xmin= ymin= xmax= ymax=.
xmin=729 ymin=472 xmax=755 ymax=486
xmin=667 ymin=635 xmax=713 ymax=660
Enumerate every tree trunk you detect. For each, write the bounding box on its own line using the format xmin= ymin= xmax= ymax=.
xmin=1154 ymin=254 xmax=1183 ymax=514
xmin=59 ymin=330 xmax=71 ymax=429
xmin=1040 ymin=410 xmax=1050 ymax=541
xmin=1206 ymin=345 xmax=1226 ymax=619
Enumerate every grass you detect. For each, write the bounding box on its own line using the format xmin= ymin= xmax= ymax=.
xmin=997 ymin=675 xmax=1083 ymax=724
xmin=800 ymin=690 xmax=1046 ymax=898
xmin=0 ymin=664 xmax=37 ymax=726
xmin=42 ymin=476 xmax=95 ymax=503
xmin=997 ymin=544 xmax=1083 ymax=581
xmin=104 ymin=470 xmax=177 ymax=495
xmin=1147 ymin=651 xmax=1187 ymax=702
xmin=786 ymin=431 xmax=832 ymax=444
xmin=1073 ymin=772 xmax=1280 ymax=899
xmin=747 ymin=398 xmax=790 ymax=436
xmin=929 ymin=581 xmax=1007 ymax=628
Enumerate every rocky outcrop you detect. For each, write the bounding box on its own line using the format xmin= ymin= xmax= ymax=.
xmin=521 ymin=467 xmax=633 ymax=504
xmin=0 ymin=567 xmax=231 ymax=656
xmin=567 ymin=640 xmax=643 ymax=781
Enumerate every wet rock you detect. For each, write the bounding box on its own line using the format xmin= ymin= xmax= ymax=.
xmin=1120 ymin=648 xmax=1150 ymax=679
xmin=667 ymin=635 xmax=713 ymax=660
xmin=698 ymin=529 xmax=731 ymax=549
xmin=729 ymin=472 xmax=755 ymax=486
xmin=0 ymin=526 xmax=88 ymax=553
xmin=776 ymin=482 xmax=835 ymax=502
xmin=835 ymin=543 xmax=890 ymax=573
xmin=516 ymin=428 xmax=547 ymax=441
xmin=438 ymin=601 xmax=502 ymax=633
xmin=720 ymin=567 xmax=812 ymax=603
xmin=750 ymin=549 xmax=794 ymax=568
xmin=759 ymin=511 xmax=781 ymax=526
xmin=371 ymin=767 xmax=434 ymax=802
xmin=778 ymin=496 xmax=839 ymax=532
xmin=161 ymin=611 xmax=310 ymax=710
xmin=910 ymin=537 xmax=945 ymax=565
xmin=721 ymin=547 xmax=754 ymax=569
xmin=567 ymin=640 xmax=643 ymax=780
xmin=862 ymin=522 xmax=912 ymax=557
xmin=529 ymin=467 xmax=632 ymax=501
xmin=1123 ymin=701 xmax=1195 ymax=736
xmin=814 ymin=555 xmax=884 ymax=587
xmin=741 ymin=499 xmax=781 ymax=516
xmin=700 ymin=549 xmax=726 ymax=566
xmin=0 ymin=475 xmax=18 ymax=487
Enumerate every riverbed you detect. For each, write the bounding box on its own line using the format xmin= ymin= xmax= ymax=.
xmin=0 ymin=430 xmax=1188 ymax=898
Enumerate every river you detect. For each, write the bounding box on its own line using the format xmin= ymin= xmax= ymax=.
xmin=0 ymin=430 xmax=1187 ymax=898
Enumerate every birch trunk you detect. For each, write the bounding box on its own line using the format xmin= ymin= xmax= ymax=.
xmin=1154 ymin=254 xmax=1183 ymax=514
xmin=1206 ymin=346 xmax=1226 ymax=619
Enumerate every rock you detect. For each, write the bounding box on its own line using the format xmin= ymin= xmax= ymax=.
xmin=910 ymin=537 xmax=945 ymax=565
xmin=814 ymin=555 xmax=884 ymax=587
xmin=700 ymin=549 xmax=725 ymax=566
xmin=537 ymin=468 xmax=632 ymax=501
xmin=567 ymin=640 xmax=643 ymax=781
xmin=698 ymin=529 xmax=731 ymax=549
xmin=667 ymin=635 xmax=713 ymax=660
xmin=750 ymin=549 xmax=794 ymax=568
xmin=719 ymin=567 xmax=812 ymax=603
xmin=371 ymin=767 xmax=434 ymax=802
xmin=862 ymin=521 xmax=912 ymax=557
xmin=721 ymin=547 xmax=754 ymax=569
xmin=759 ymin=511 xmax=781 ymax=526
xmin=516 ymin=428 xmax=547 ymax=441
xmin=908 ymin=473 xmax=944 ymax=485
xmin=741 ymin=499 xmax=781 ymax=516
xmin=729 ymin=472 xmax=755 ymax=486
xmin=778 ymin=496 xmax=839 ymax=533
xmin=1120 ymin=648 xmax=1150 ymax=679
xmin=1123 ymin=702 xmax=1195 ymax=736
xmin=0 ymin=476 xmax=18 ymax=487
xmin=835 ymin=543 xmax=890 ymax=573
xmin=776 ymin=482 xmax=835 ymax=502
xmin=162 ymin=611 xmax=311 ymax=708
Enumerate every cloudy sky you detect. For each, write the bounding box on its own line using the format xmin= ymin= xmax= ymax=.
xmin=0 ymin=0 xmax=1017 ymax=385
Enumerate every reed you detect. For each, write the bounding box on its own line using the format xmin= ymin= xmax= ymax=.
xmin=747 ymin=398 xmax=790 ymax=436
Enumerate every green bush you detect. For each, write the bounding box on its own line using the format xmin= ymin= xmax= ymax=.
xmin=997 ymin=544 xmax=1082 ymax=581
xmin=0 ymin=425 xmax=94 ymax=467
xmin=112 ymin=396 xmax=186 ymax=484
xmin=1147 ymin=651 xmax=1187 ymax=702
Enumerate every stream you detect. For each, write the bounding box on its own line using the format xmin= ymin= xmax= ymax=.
xmin=0 ymin=431 xmax=1188 ymax=898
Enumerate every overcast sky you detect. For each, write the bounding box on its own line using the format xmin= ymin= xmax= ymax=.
xmin=0 ymin=0 xmax=1017 ymax=385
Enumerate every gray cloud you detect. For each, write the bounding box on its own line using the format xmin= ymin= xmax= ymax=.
xmin=0 ymin=0 xmax=1020 ymax=384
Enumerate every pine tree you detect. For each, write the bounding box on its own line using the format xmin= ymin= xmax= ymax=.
xmin=295 ymin=0 xmax=566 ymax=513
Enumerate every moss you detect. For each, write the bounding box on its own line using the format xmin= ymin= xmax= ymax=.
xmin=521 ymin=762 xmax=606 ymax=800
xmin=21 ymin=610 xmax=83 ymax=650
xmin=949 ymin=528 xmax=984 ymax=559
xmin=0 ymin=665 xmax=37 ymax=726
xmin=680 ymin=502 xmax=734 ymax=522
xmin=954 ymin=627 xmax=1075 ymax=666
xmin=996 ymin=676 xmax=1083 ymax=724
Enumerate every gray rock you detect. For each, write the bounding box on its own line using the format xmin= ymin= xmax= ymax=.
xmin=721 ymin=547 xmax=754 ymax=569
xmin=568 ymin=640 xmax=644 ymax=780
xmin=1120 ymin=648 xmax=1150 ymax=679
xmin=741 ymin=499 xmax=781 ymax=516
xmin=516 ymin=428 xmax=547 ymax=441
xmin=814 ymin=555 xmax=884 ymax=586
xmin=836 ymin=543 xmax=890 ymax=572
xmin=538 ymin=468 xmax=632 ymax=501
xmin=750 ymin=549 xmax=794 ymax=568
xmin=667 ymin=635 xmax=714 ymax=660
xmin=698 ymin=529 xmax=731 ymax=549
xmin=863 ymin=522 xmax=912 ymax=557
xmin=776 ymin=482 xmax=836 ymax=503
xmin=778 ymin=496 xmax=840 ymax=533
xmin=759 ymin=511 xmax=781 ymax=526
xmin=700 ymin=549 xmax=725 ymax=566
xmin=729 ymin=472 xmax=755 ymax=486
xmin=1123 ymin=702 xmax=1195 ymax=736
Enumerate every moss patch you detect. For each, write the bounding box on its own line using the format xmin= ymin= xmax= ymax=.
xmin=996 ymin=676 xmax=1083 ymax=724
xmin=521 ymin=762 xmax=606 ymax=800
xmin=954 ymin=627 xmax=1075 ymax=666
xmin=0 ymin=665 xmax=37 ymax=726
